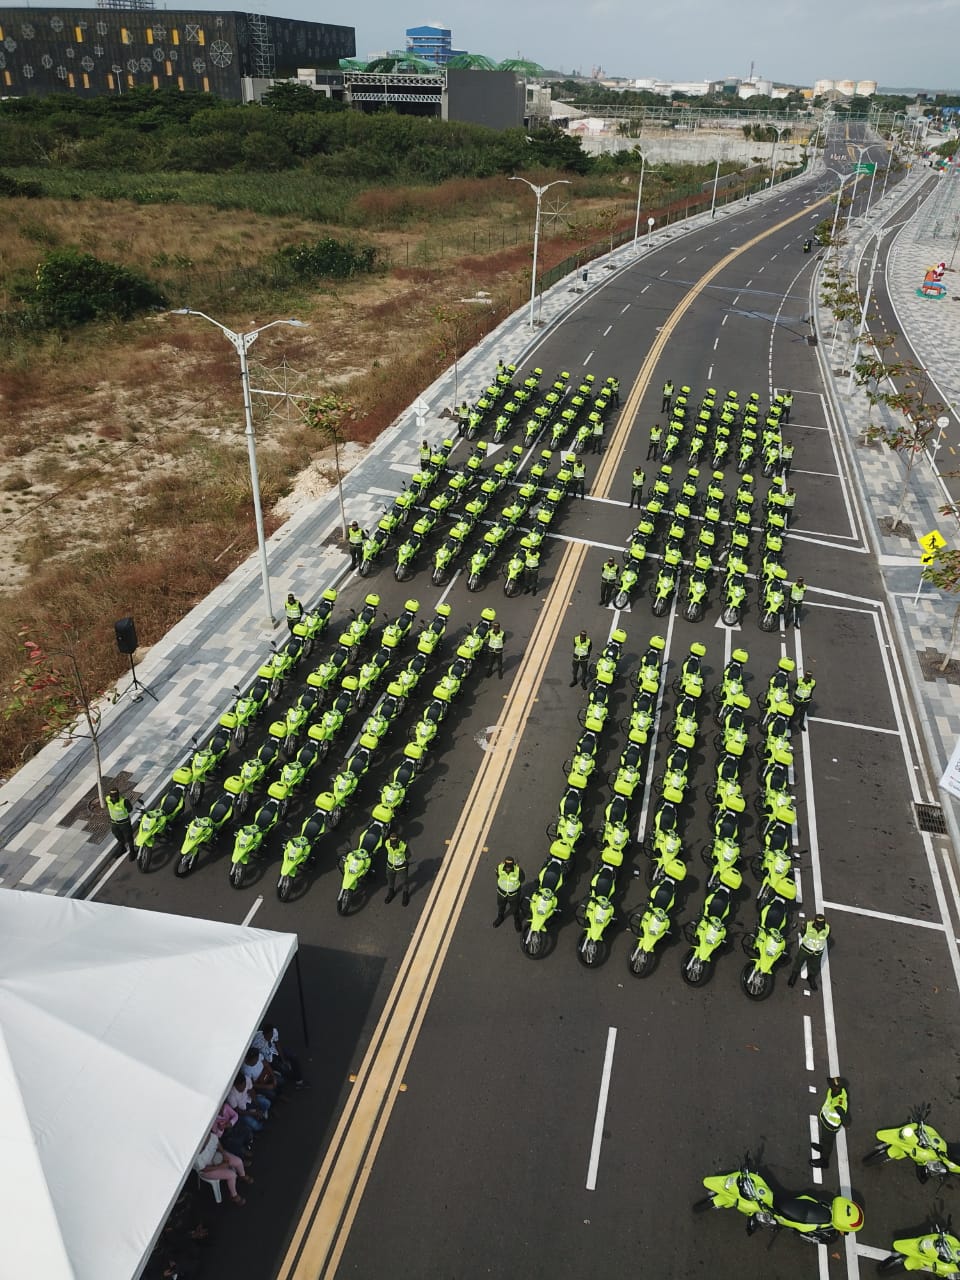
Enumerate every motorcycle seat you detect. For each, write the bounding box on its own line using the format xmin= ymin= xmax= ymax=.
xmin=776 ymin=1196 xmax=829 ymax=1226
xmin=946 ymin=1142 xmax=960 ymax=1163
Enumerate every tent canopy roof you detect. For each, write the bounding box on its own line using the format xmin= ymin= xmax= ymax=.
xmin=0 ymin=890 xmax=297 ymax=1280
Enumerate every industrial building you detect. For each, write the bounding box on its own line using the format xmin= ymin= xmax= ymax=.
xmin=0 ymin=6 xmax=354 ymax=100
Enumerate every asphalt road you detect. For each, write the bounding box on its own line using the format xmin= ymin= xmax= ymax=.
xmin=97 ymin=130 xmax=960 ymax=1280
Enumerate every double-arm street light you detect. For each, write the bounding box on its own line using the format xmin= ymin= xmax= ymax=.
xmin=169 ymin=309 xmax=309 ymax=627
xmin=509 ymin=176 xmax=571 ymax=328
xmin=769 ymin=122 xmax=790 ymax=188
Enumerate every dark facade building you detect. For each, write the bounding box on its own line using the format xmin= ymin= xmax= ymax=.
xmin=0 ymin=7 xmax=354 ymax=100
xmin=341 ymin=68 xmax=523 ymax=128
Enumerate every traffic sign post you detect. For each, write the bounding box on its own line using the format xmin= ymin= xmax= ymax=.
xmin=915 ymin=529 xmax=947 ymax=604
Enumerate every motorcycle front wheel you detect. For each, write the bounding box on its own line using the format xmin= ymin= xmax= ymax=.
xmin=467 ymin=574 xmax=480 ymax=592
xmin=504 ymin=578 xmax=520 ymax=597
xmin=432 ymin=567 xmax=445 ymax=586
xmin=862 ymin=1144 xmax=893 ymax=1167
xmin=684 ymin=601 xmax=704 ymax=623
xmin=652 ymin=595 xmax=670 ymax=617
xmin=229 ymin=861 xmax=246 ymax=888
xmin=270 ymin=677 xmax=282 ymax=698
xmin=136 ymin=844 xmax=152 ymax=873
xmin=277 ymin=875 xmax=293 ymax=902
xmin=577 ymin=936 xmax=608 ymax=969
xmin=236 ymin=791 xmax=251 ymax=816
xmin=175 ymin=854 xmax=195 ymax=878
xmin=359 ymin=561 xmax=373 ymax=578
xmin=758 ymin=612 xmax=778 ymax=632
xmin=629 ymin=944 xmax=660 ymax=977
xmin=188 ymin=780 xmax=203 ymax=808
xmin=521 ymin=927 xmax=546 ymax=958
xmin=681 ymin=950 xmax=713 ymax=986
xmin=233 ymin=724 xmax=248 ymax=748
xmin=876 ymin=1254 xmax=906 ymax=1274
xmin=336 ymin=888 xmax=353 ymax=915
xmin=740 ymin=962 xmax=774 ymax=1001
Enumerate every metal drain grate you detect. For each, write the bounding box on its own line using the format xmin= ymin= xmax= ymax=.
xmin=915 ymin=802 xmax=948 ymax=835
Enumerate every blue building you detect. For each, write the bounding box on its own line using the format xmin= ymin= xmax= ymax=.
xmin=405 ymin=24 xmax=455 ymax=66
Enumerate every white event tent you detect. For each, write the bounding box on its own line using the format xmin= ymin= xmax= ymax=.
xmin=0 ymin=888 xmax=298 ymax=1280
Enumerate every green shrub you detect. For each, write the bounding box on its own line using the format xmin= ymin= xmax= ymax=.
xmin=0 ymin=172 xmax=43 ymax=198
xmin=276 ymin=237 xmax=378 ymax=281
xmin=32 ymin=249 xmax=166 ymax=328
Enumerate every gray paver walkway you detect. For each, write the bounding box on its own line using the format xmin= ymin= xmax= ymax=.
xmin=4 ymin=155 xmax=960 ymax=894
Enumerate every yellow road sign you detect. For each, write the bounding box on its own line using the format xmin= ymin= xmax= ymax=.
xmin=919 ymin=529 xmax=947 ymax=558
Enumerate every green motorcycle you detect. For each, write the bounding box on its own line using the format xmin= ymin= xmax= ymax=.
xmin=219 ymin=677 xmax=271 ymax=748
xmin=628 ymin=870 xmax=684 ymax=977
xmin=133 ymin=779 xmax=187 ymax=872
xmin=878 ymin=1220 xmax=960 ymax=1274
xmin=680 ymin=883 xmax=736 ymax=986
xmin=175 ymin=790 xmax=235 ymax=877
xmin=576 ymin=863 xmax=618 ymax=968
xmin=520 ymin=853 xmax=569 ymax=958
xmin=228 ymin=797 xmax=281 ymax=888
xmin=740 ymin=895 xmax=790 ymax=1000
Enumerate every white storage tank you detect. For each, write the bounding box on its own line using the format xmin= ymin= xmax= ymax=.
xmin=856 ymin=79 xmax=877 ymax=96
xmin=814 ymin=78 xmax=836 ymax=96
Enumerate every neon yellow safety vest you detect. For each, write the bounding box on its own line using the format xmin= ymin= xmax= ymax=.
xmin=791 ymin=583 xmax=806 ymax=602
xmin=801 ymin=921 xmax=830 ymax=954
xmin=497 ymin=862 xmax=521 ymax=894
xmin=487 ymin=631 xmax=504 ymax=652
xmin=525 ymin=550 xmax=540 ymax=569
xmin=819 ymin=1085 xmax=847 ymax=1131
xmin=795 ymin=678 xmax=815 ymax=702
xmin=106 ymin=795 xmax=130 ymax=823
xmin=602 ymin=563 xmax=619 ymax=582
xmin=650 ymin=424 xmax=662 ymax=440
xmin=573 ymin=462 xmax=586 ymax=478
xmin=385 ymin=840 xmax=408 ymax=870
xmin=574 ymin=637 xmax=591 ymax=657
xmin=632 ymin=470 xmax=645 ymax=487
xmin=663 ymin=382 xmax=673 ymax=396
xmin=348 ymin=526 xmax=364 ymax=545
xmin=285 ymin=599 xmax=302 ymax=620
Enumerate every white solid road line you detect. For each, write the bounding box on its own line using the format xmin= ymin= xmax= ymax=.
xmin=620 ymin=303 xmax=631 ymax=314
xmin=791 ymin=468 xmax=841 ymax=478
xmin=635 ymin=594 xmax=679 ymax=843
xmin=583 ymin=351 xmax=594 ymax=365
xmin=808 ymin=715 xmax=900 ymax=736
xmin=803 ymin=1014 xmax=814 ymax=1071
xmin=793 ymin=627 xmax=859 ymax=1280
xmin=821 ymin=900 xmax=946 ymax=931
xmin=585 ymin=1026 xmax=618 ymax=1191
xmin=809 ymin=1115 xmax=823 ymax=1186
xmin=241 ymin=895 xmax=264 ymax=926
xmin=603 ymin=324 xmax=613 ymax=337
xmin=855 ymin=1244 xmax=891 ymax=1262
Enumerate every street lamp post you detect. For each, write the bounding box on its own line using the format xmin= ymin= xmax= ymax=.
xmin=631 ymin=150 xmax=647 ymax=255
xmin=509 ymin=176 xmax=571 ymax=328
xmin=829 ymin=171 xmax=850 ymax=253
xmin=769 ymin=123 xmax=788 ymax=188
xmin=647 ymin=215 xmax=655 ymax=250
xmin=879 ymin=131 xmax=901 ymax=203
xmin=709 ymin=154 xmax=722 ymax=219
xmin=169 ymin=309 xmax=308 ymax=627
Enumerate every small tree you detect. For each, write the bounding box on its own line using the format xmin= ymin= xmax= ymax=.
xmin=304 ymin=393 xmax=356 ymax=541
xmin=2 ymin=628 xmax=106 ymax=803
xmin=857 ymin=354 xmax=944 ymax=532
xmin=922 ymin=544 xmax=960 ymax=672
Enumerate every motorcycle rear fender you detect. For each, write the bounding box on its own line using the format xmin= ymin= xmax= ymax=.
xmin=172 ymin=766 xmax=193 ymax=787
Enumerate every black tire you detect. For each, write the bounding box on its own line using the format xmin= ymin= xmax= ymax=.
xmin=359 ymin=561 xmax=373 ymax=578
xmin=277 ymin=875 xmax=292 ymax=902
xmin=336 ymin=887 xmax=353 ymax=916
xmin=652 ymin=596 xmax=669 ymax=617
xmin=692 ymin=1195 xmax=716 ymax=1214
xmin=136 ymin=844 xmax=151 ymax=873
xmin=175 ymin=854 xmax=194 ymax=878
xmin=467 ymin=574 xmax=481 ymax=592
xmin=396 ymin=565 xmax=409 ymax=582
xmin=721 ymin=608 xmax=740 ymax=626
xmin=188 ymin=780 xmax=203 ymax=808
xmin=681 ymin=950 xmax=712 ymax=987
xmin=432 ymin=567 xmax=445 ymax=586
xmin=629 ymin=944 xmax=660 ymax=977
xmin=758 ymin=612 xmax=778 ymax=633
xmin=876 ymin=1254 xmax=906 ymax=1274
xmin=270 ymin=677 xmax=282 ymax=698
xmin=684 ymin=602 xmax=704 ymax=623
xmin=577 ymin=936 xmax=609 ymax=968
xmin=521 ymin=927 xmax=546 ymax=958
xmin=236 ymin=791 xmax=250 ymax=816
xmin=504 ymin=578 xmax=520 ymax=597
xmin=862 ymin=1144 xmax=893 ymax=1167
xmin=740 ymin=962 xmax=774 ymax=1001
xmin=233 ymin=724 xmax=248 ymax=748
xmin=615 ymin=591 xmax=629 ymax=609
xmin=229 ymin=861 xmax=245 ymax=888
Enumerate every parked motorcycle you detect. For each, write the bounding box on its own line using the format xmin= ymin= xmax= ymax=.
xmin=680 ymin=884 xmax=736 ymax=986
xmin=228 ymin=798 xmax=281 ymax=888
xmin=695 ymin=1163 xmax=863 ymax=1243
xmin=219 ymin=677 xmax=271 ymax=748
xmin=133 ymin=780 xmax=187 ymax=872
xmin=878 ymin=1220 xmax=960 ymax=1275
xmin=175 ymin=790 xmax=235 ymax=877
xmin=865 ymin=1105 xmax=960 ymax=1183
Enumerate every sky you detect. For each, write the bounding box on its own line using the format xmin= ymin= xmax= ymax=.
xmin=294 ymin=0 xmax=956 ymax=91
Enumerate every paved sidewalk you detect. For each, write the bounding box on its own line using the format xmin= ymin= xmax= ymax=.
xmin=0 ymin=178 xmax=788 ymax=896
xmin=813 ymin=159 xmax=960 ymax=839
